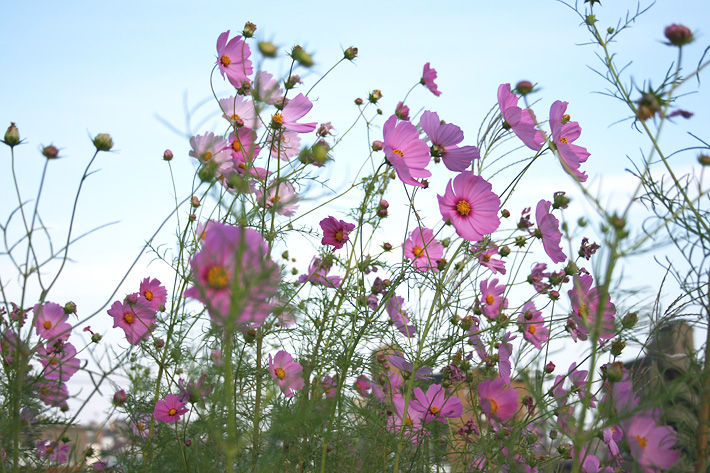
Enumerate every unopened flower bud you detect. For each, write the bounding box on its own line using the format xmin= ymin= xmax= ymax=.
xmin=460 ymin=315 xmax=473 ymax=331
xmin=545 ymin=361 xmax=556 ymax=373
xmin=664 ymin=24 xmax=693 ymax=46
xmin=382 ymin=242 xmax=392 ymax=251
xmin=564 ymin=260 xmax=578 ymax=276
xmin=354 ymin=98 xmax=363 ymax=105
xmin=64 ymin=301 xmax=77 ymax=315
xmin=368 ymin=89 xmax=383 ymax=104
xmin=191 ymin=196 xmax=201 ymax=208
xmin=42 ymin=145 xmax=60 ymax=159
xmin=344 ymin=46 xmax=358 ymax=61
xmin=291 ymin=46 xmax=313 ymax=67
xmin=499 ymin=246 xmax=511 ymax=257
xmin=621 ymin=311 xmax=638 ymax=329
xmin=113 ymin=389 xmax=127 ymax=406
xmin=188 ymin=213 xmax=196 ymax=221
xmin=436 ymin=258 xmax=447 ymax=271
xmin=92 ymin=133 xmax=114 ymax=152
xmin=372 ymin=140 xmax=384 ymax=151
xmin=585 ymin=14 xmax=597 ymax=26
xmin=549 ymin=429 xmax=558 ymax=440
xmin=242 ymin=22 xmax=257 ymax=38
xmin=284 ymin=75 xmax=302 ymax=90
xmin=377 ymin=208 xmax=388 ymax=218
xmin=91 ymin=333 xmax=102 ymax=343
xmin=552 ymin=192 xmax=570 ymax=209
xmin=515 ymin=81 xmax=534 ymax=95
xmin=611 ymin=338 xmax=626 ymax=357
xmin=698 ymin=154 xmax=710 ymax=166
xmin=3 ymin=122 xmax=21 ymax=147
xmin=258 ymin=41 xmax=278 ymax=57
xmin=501 ymin=209 xmax=511 ymax=218
xmin=163 ymin=149 xmax=173 ymax=161
xmin=602 ymin=361 xmax=624 ymax=383
xmin=185 ymin=438 xmax=192 ymax=447
xmin=198 ymin=161 xmax=218 ymax=182
xmin=154 ymin=338 xmax=165 ymax=349
xmin=549 ymin=290 xmax=560 ymax=301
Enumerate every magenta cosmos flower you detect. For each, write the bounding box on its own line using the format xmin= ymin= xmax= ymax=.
xmin=535 ymin=199 xmax=567 ymax=264
xmin=421 ymin=63 xmax=442 ymax=96
xmin=473 ymin=245 xmax=506 ymax=274
xmin=479 ymin=278 xmax=508 ymax=320
xmin=34 ymin=302 xmax=71 ymax=341
xmin=139 ymin=277 xmax=167 ymax=312
xmin=320 ymin=216 xmax=355 ymax=250
xmin=37 ymin=341 xmax=81 ymax=382
xmin=420 ymin=110 xmax=479 ymax=172
xmin=107 ymin=297 xmax=155 ymax=345
xmin=269 ymin=350 xmax=305 ymax=397
xmin=386 ymin=295 xmax=417 ymax=338
xmin=622 ymin=415 xmax=680 ymax=471
xmin=567 ymin=273 xmax=616 ymax=342
xmin=438 ymin=172 xmax=501 ymax=241
xmin=517 ymin=301 xmax=549 ymax=349
xmin=497 ymin=83 xmax=545 ymax=151
xmin=184 ymin=222 xmax=279 ymax=329
xmin=382 ymin=115 xmax=431 ymax=187
xmin=411 ymin=383 xmax=464 ymax=424
xmin=403 ymin=227 xmax=444 ymax=271
xmin=389 ymin=394 xmax=427 ymax=442
xmin=478 ymin=377 xmax=519 ymax=423
xmin=154 ymin=393 xmax=189 ymax=423
xmin=36 ymin=440 xmax=70 ymax=463
xmin=296 ymin=257 xmax=342 ymax=288
xmin=271 ymin=93 xmax=317 ymax=134
xmin=216 ymin=31 xmax=253 ymax=88
xmin=550 ymin=100 xmax=590 ymax=182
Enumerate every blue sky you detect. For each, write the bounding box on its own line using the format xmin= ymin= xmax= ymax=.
xmin=2 ymin=0 xmax=708 ymax=422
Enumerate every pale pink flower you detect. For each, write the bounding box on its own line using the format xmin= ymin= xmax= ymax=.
xmin=517 ymin=301 xmax=549 ymax=349
xmin=139 ymin=277 xmax=167 ymax=312
xmin=189 ymin=132 xmax=231 ymax=171
xmin=421 ymin=63 xmax=442 ymax=96
xmin=622 ymin=415 xmax=680 ymax=471
xmin=271 ymin=93 xmax=317 ymax=133
xmin=296 ymin=257 xmax=342 ymax=288
xmin=34 ymin=302 xmax=71 ymax=341
xmin=411 ymin=383 xmax=463 ymax=424
xmin=216 ymin=31 xmax=253 ymax=88
xmin=479 ymin=278 xmax=507 ymax=320
xmin=550 ymin=100 xmax=590 ymax=182
xmin=37 ymin=341 xmax=81 ymax=382
xmin=497 ymin=83 xmax=545 ymax=150
xmin=403 ymin=227 xmax=444 ymax=271
xmin=535 ymin=199 xmax=567 ymax=263
xmin=420 ymin=110 xmax=479 ymax=172
xmin=478 ymin=378 xmax=519 ymax=423
xmin=567 ymin=274 xmax=616 ymax=342
xmin=219 ymin=95 xmax=258 ymax=129
xmin=131 ymin=413 xmax=151 ymax=438
xmin=382 ymin=115 xmax=431 ymax=187
xmin=474 ymin=245 xmax=506 ymax=274
xmin=386 ymin=295 xmax=417 ymax=338
xmin=270 ymin=129 xmax=301 ymax=161
xmin=255 ymin=180 xmax=299 ymax=216
xmin=253 ymin=70 xmax=284 ymax=105
xmin=438 ymin=173 xmax=501 ymax=241
xmin=107 ymin=297 xmax=155 ymax=345
xmin=269 ymin=350 xmax=305 ymax=397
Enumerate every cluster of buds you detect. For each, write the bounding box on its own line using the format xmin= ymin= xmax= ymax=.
xmin=376 ymin=199 xmax=389 ymax=218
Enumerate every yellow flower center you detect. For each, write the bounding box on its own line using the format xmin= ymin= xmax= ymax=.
xmin=43 ymin=320 xmax=52 ymax=329
xmin=559 ymin=137 xmax=569 ymax=144
xmin=429 ymin=406 xmax=439 ymax=415
xmin=562 ymin=114 xmax=571 ymax=123
xmin=634 ymin=434 xmax=647 ymax=450
xmin=405 ymin=416 xmax=413 ymax=426
xmin=207 ymin=266 xmax=229 ymax=289
xmin=489 ymin=398 xmax=499 ymax=414
xmin=578 ymin=303 xmax=589 ymax=322
xmin=456 ymin=200 xmax=471 ymax=216
xmin=529 ymin=325 xmax=537 ymax=334
xmin=220 ymin=55 xmax=232 ymax=67
xmin=275 ymin=367 xmax=286 ymax=379
xmin=203 ymin=151 xmax=213 ymax=161
xmin=392 ymin=149 xmax=405 ymax=158
xmin=485 ymin=295 xmax=495 ymax=305
xmin=232 ymin=140 xmax=242 ymax=152
xmin=413 ymin=246 xmax=424 ymax=258
xmin=50 ymin=357 xmax=58 ymax=366
xmin=231 ymin=113 xmax=241 ymax=121
xmin=137 ymin=423 xmax=145 ymax=430
xmin=335 ymin=230 xmax=345 ymax=242
xmin=482 ymin=254 xmax=491 ymax=262
xmin=272 ymin=113 xmax=284 ymax=125
xmin=123 ymin=312 xmax=135 ymax=324
xmin=144 ymin=290 xmax=154 ymax=301
xmin=168 ymin=408 xmax=177 ymax=416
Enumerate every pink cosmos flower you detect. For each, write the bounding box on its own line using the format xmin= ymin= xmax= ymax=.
xmin=139 ymin=277 xmax=167 ymax=312
xmin=255 ymin=180 xmax=299 ymax=217
xmin=438 ymin=172 xmax=501 ymax=242
xmin=389 ymin=394 xmax=427 ymax=442
xmin=107 ymin=297 xmax=155 ymax=345
xmin=296 ymin=257 xmax=342 ymax=288
xmin=270 ymin=129 xmax=301 ymax=161
xmin=34 ymin=302 xmax=71 ymax=341
xmin=36 ymin=440 xmax=70 ymax=463
xmin=420 ymin=110 xmax=480 ymax=172
xmin=388 ymin=354 xmax=433 ymax=380
xmin=517 ymin=301 xmax=549 ymax=349
xmin=216 ymin=31 xmax=253 ymax=88
xmin=497 ymin=83 xmax=545 ymax=150
xmin=478 ymin=378 xmax=519 ymax=423
xmin=320 ymin=216 xmax=355 ymax=250
xmin=184 ymin=222 xmax=279 ymax=328
xmin=129 ymin=413 xmax=150 ymax=438
xmin=253 ymin=70 xmax=284 ymax=105
xmin=498 ymin=332 xmax=515 ymax=385
xmin=603 ymin=425 xmax=623 ymax=458
xmin=322 ymin=375 xmax=338 ymax=398
xmin=219 ymin=95 xmax=258 ymax=129
xmin=354 ymin=375 xmax=371 ymax=397
xmin=528 ymin=262 xmax=551 ymax=294
xmin=154 ymin=394 xmax=188 ymax=423
xmin=386 ymin=295 xmax=417 ymax=338
xmin=271 ymin=93 xmax=317 ymax=133
xmin=567 ymin=362 xmax=597 ymax=407
xmin=403 ymin=227 xmax=444 ymax=271
xmin=622 ymin=415 xmax=680 ymax=471
xmin=227 ymin=128 xmax=261 ymax=164
xmin=189 ymin=132 xmax=232 ymax=171
xmin=474 ymin=245 xmax=506 ymax=274
xmin=36 ymin=379 xmax=69 ymax=408
xmin=411 ymin=383 xmax=464 ymax=424
xmin=382 ymin=115 xmax=431 ymax=187
xmin=479 ymin=278 xmax=507 ymax=320
xmin=269 ymin=350 xmax=305 ymax=397
xmin=567 ymin=274 xmax=616 ymax=342
xmin=395 ymin=101 xmax=410 ymax=121
xmin=535 ymin=199 xmax=567 ymax=264
xmin=550 ymin=100 xmax=590 ymax=182
xmin=37 ymin=341 xmax=81 ymax=382
xmin=421 ymin=63 xmax=442 ymax=96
